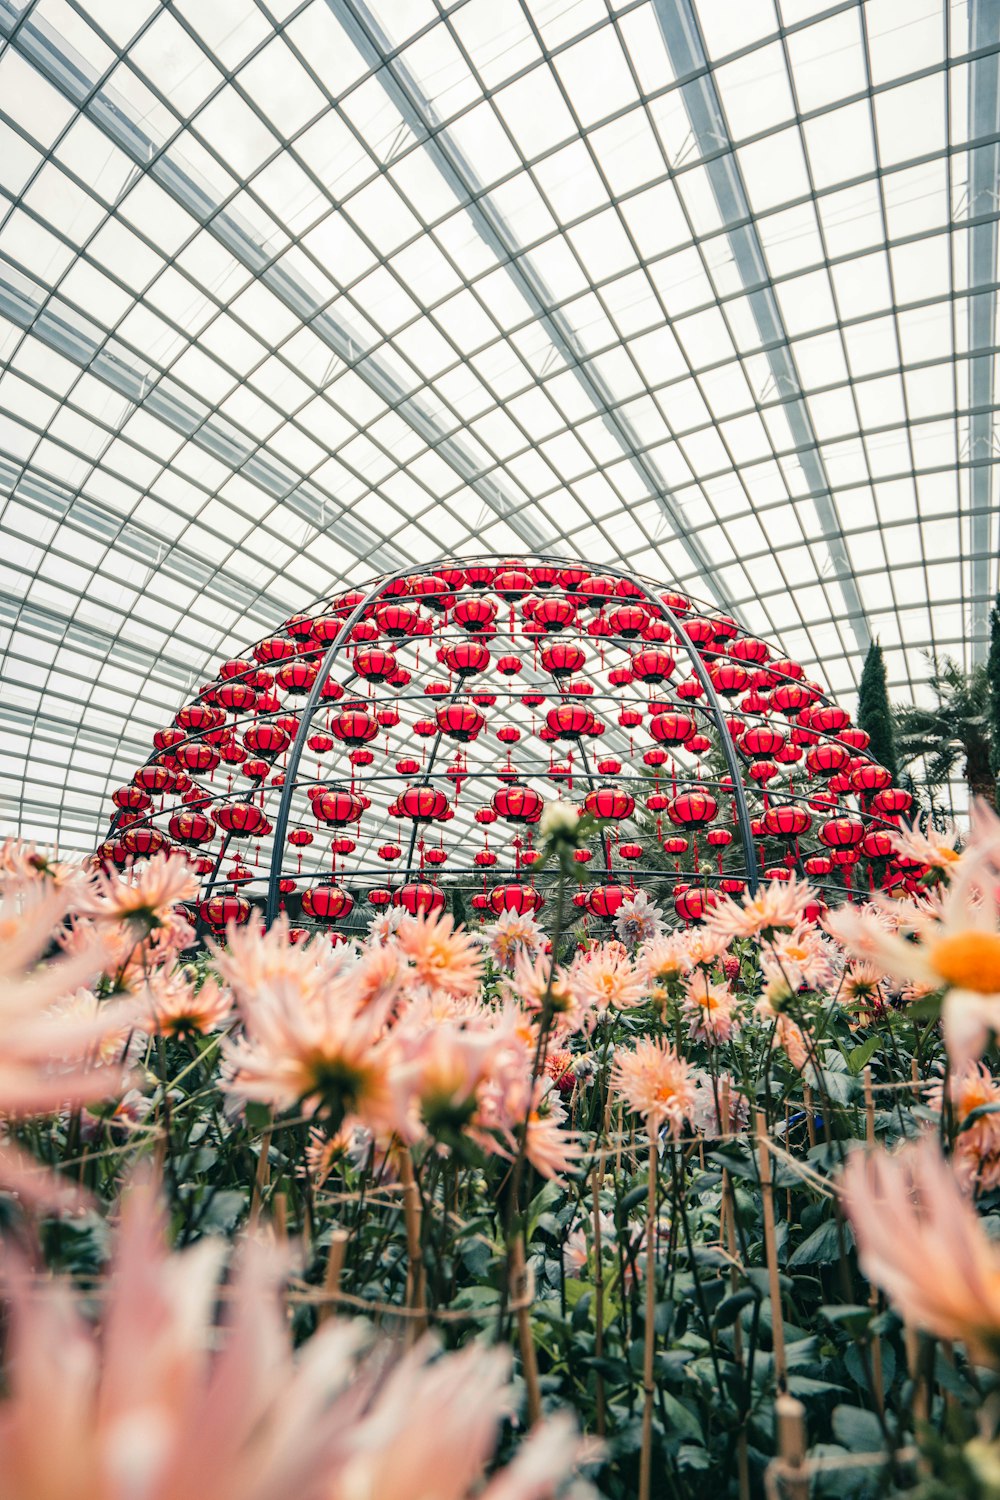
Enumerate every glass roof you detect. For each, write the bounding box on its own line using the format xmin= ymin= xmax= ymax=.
xmin=0 ymin=0 xmax=994 ymax=852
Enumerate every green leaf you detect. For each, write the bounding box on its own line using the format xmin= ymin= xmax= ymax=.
xmin=958 ymin=1101 xmax=1000 ymax=1134
xmin=199 ymin=1189 xmax=246 ymax=1235
xmin=831 ymin=1405 xmax=885 ymax=1455
xmin=245 ymin=1102 xmax=272 ymax=1131
xmin=714 ymin=1288 xmax=758 ymax=1328
xmin=789 ymin=1218 xmax=852 ymax=1266
xmin=847 ymin=1035 xmax=880 ymax=1076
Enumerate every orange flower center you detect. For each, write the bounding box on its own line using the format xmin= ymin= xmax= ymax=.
xmin=931 ymin=930 xmax=1000 ymax=994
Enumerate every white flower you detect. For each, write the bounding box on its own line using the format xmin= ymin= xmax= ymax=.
xmin=614 ymin=890 xmax=663 ymax=951
xmin=538 ymin=799 xmax=581 ymax=841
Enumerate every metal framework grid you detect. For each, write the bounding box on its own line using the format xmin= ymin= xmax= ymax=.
xmin=0 ymin=0 xmax=996 ymax=853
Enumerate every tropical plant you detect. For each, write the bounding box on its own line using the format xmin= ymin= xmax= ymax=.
xmin=894 ymin=653 xmax=997 ymax=806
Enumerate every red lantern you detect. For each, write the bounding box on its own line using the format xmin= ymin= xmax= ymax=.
xmin=818 ymin=817 xmax=865 ymax=849
xmin=584 ymin=784 xmax=635 ymax=820
xmin=489 ymin=884 xmax=544 ymax=915
xmin=168 ymin=811 xmax=213 ymax=845
xmin=112 ymin=785 xmax=152 ymax=811
xmin=541 ymin=642 xmax=585 ymax=676
xmin=214 ymin=804 xmax=269 ymax=837
xmin=631 ymin=648 xmax=675 ymax=684
xmin=850 ymin=762 xmax=893 ymax=793
xmin=861 ymin=828 xmax=895 ymax=858
xmin=331 ymin=710 xmax=378 ymax=746
xmin=355 ymin=647 xmax=398 ymax=682
xmin=806 ymin=743 xmax=850 ymax=776
xmin=276 ymin=660 xmax=318 ymax=695
xmin=442 ymin=641 xmax=491 ymax=677
xmin=200 ymin=893 xmax=251 ymax=927
xmin=121 ymin=826 xmax=168 ymax=858
xmin=315 ymin=789 xmax=363 ymax=825
xmin=436 ymin=704 xmax=485 ymax=742
xmin=533 ymin=596 xmax=577 ymax=631
xmin=872 ymin=787 xmax=912 ymax=815
xmin=546 ymin=703 xmax=595 ymax=740
xmin=649 ymin=711 xmax=697 ymax=744
xmin=667 ymin=790 xmax=718 ymax=827
xmin=395 ymin=882 xmax=446 ymax=915
xmin=492 ymin=783 xmax=544 ymax=824
xmin=761 ymin=805 xmax=812 ymax=838
xmin=587 ymin=884 xmax=628 ymax=918
xmin=303 ymin=885 xmax=354 ymax=922
xmin=606 ymin=604 xmax=647 ymax=638
xmin=400 ymin=784 xmax=450 ymax=822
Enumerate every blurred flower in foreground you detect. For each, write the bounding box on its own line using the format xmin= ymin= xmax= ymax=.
xmin=0 ymin=1172 xmax=591 ymax=1500
xmin=484 ymin=908 xmax=543 ymax=970
xmin=0 ymin=871 xmax=138 ymax=1205
xmin=827 ymin=803 xmax=1000 ymax=1072
xmin=842 ymin=1134 xmax=1000 ymax=1366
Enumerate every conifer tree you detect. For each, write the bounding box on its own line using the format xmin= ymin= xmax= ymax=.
xmin=857 ymin=640 xmax=899 ymax=782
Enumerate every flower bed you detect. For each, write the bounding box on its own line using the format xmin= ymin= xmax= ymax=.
xmin=1 ymin=802 xmax=998 ymax=1499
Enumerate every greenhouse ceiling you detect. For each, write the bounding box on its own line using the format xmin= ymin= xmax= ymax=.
xmin=0 ymin=0 xmax=996 ymax=850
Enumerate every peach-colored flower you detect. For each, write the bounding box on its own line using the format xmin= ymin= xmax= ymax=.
xmin=611 ymin=1038 xmax=696 ymax=1137
xmin=825 ymin=832 xmax=1000 ymax=1071
xmin=79 ymin=852 xmax=198 ymax=935
xmin=484 ymin=909 xmax=542 ymax=969
xmin=890 ymin=813 xmax=962 ymax=872
xmin=928 ymin=1065 xmax=1000 ymax=1195
xmin=0 ymin=879 xmax=134 ymax=1118
xmin=681 ymin=973 xmax=738 ymax=1044
xmin=143 ymin=972 xmax=234 ymax=1038
xmin=838 ymin=961 xmax=887 ymax=1029
xmin=569 ymin=943 xmax=645 ymax=1014
xmin=392 ymin=1022 xmax=499 ymax=1142
xmin=681 ymin=925 xmax=732 ymax=971
xmin=842 ymin=1135 xmax=1000 ymax=1365
xmin=396 ymin=908 xmax=483 ymax=998
xmin=635 ymin=933 xmax=688 ymax=993
xmin=0 ymin=1171 xmax=589 ymax=1500
xmin=218 ymin=922 xmax=401 ymax=1130
xmin=511 ymin=951 xmax=590 ymax=1034
xmin=761 ymin=922 xmax=836 ymax=991
xmin=755 ymin=993 xmax=810 ymax=1072
xmin=706 ymin=873 xmax=817 ymax=941
xmin=524 ymin=1080 xmax=582 ymax=1180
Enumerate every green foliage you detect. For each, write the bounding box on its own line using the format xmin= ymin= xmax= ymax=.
xmin=989 ymin=594 xmax=1000 ymax=782
xmin=894 ymin=651 xmax=996 ymax=805
xmin=857 ymin=641 xmax=899 ymax=782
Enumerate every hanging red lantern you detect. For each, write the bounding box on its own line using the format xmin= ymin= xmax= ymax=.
xmin=584 ymin=784 xmax=634 ymax=820
xmin=541 ymin=642 xmax=585 ymax=676
xmin=112 ymin=785 xmax=152 ymax=811
xmin=167 ymin=811 xmax=213 ymax=845
xmin=134 ymin=765 xmax=174 ymax=793
xmin=850 ymin=762 xmax=893 ymax=793
xmin=709 ymin=661 xmax=749 ymax=696
xmin=606 ymin=604 xmax=647 ymax=638
xmin=244 ymin=724 xmax=290 ymax=758
xmin=587 ymin=884 xmax=628 ymax=918
xmin=861 ymin=828 xmax=894 ymax=858
xmin=496 ymin=655 xmax=522 ymax=676
xmin=631 ymin=648 xmax=676 ymax=684
xmin=475 ymin=806 xmax=498 ymax=825
xmin=436 ymin=704 xmax=485 ymax=742
xmin=276 ymin=660 xmax=318 ymax=695
xmin=378 ymin=843 xmax=402 ymax=861
xmin=742 ymin=725 xmax=786 ymax=759
xmin=806 ymin=743 xmax=850 ymax=776
xmin=488 ymin=884 xmax=544 ymax=915
xmin=200 ymin=893 xmax=251 ymax=927
xmin=331 ymin=710 xmax=378 ymax=746
xmin=395 ymin=883 xmax=446 ymax=915
xmin=546 ymin=703 xmax=595 ymax=740
xmin=761 ymin=804 xmax=812 ymax=838
xmin=314 ymin=788 xmax=363 ymax=825
xmin=533 ymin=596 xmax=577 ymax=631
xmin=667 ymin=789 xmax=718 ymax=827
xmin=442 ymin=641 xmax=491 ymax=677
xmin=214 ymin=804 xmax=269 ymax=837
xmin=618 ymin=843 xmax=643 ymax=860
xmin=649 ymin=711 xmax=697 ymax=744
xmin=872 ymin=787 xmax=912 ymax=815
xmin=288 ymin=828 xmax=314 ymax=848
xmin=400 ymin=784 xmax=450 ymax=822
xmin=818 ymin=817 xmax=865 ymax=849
xmin=492 ymin=783 xmax=544 ymax=824
xmin=355 ymin=647 xmax=398 ymax=683
xmin=368 ymin=888 xmax=392 ymax=906
xmin=121 ymin=826 xmax=169 ymax=858
xmin=303 ymin=885 xmax=354 ymax=922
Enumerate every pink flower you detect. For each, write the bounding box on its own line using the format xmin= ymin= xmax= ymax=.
xmin=569 ymin=943 xmax=645 ymax=1015
xmin=143 ymin=972 xmax=234 ymax=1038
xmin=484 ymin=909 xmax=543 ymax=969
xmin=611 ymin=1038 xmax=696 ymax=1138
xmin=680 ymin=973 xmax=738 ymax=1044
xmin=706 ymin=873 xmax=817 ymax=941
xmin=825 ymin=829 xmax=1000 ymax=1072
xmin=842 ymin=1135 xmax=1000 ymax=1365
xmin=396 ymin=908 xmax=484 ymax=998
xmin=524 ymin=1080 xmax=582 ymax=1180
xmin=79 ymin=852 xmax=198 ymax=936
xmin=0 ymin=1171 xmax=591 ymax=1499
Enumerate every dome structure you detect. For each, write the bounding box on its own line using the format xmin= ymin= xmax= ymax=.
xmin=99 ymin=555 xmax=915 ymax=937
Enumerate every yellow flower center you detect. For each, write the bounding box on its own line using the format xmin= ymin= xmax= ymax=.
xmin=932 ymin=930 xmax=1000 ymax=994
